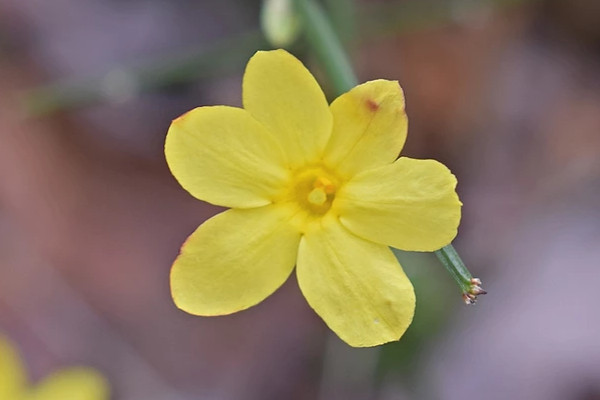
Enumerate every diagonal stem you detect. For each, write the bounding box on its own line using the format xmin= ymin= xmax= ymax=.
xmin=435 ymin=244 xmax=486 ymax=304
xmin=294 ymin=0 xmax=484 ymax=303
xmin=293 ymin=0 xmax=357 ymax=94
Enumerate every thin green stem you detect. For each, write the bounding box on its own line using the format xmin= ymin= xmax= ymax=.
xmin=293 ymin=0 xmax=358 ymax=94
xmin=434 ymin=244 xmax=473 ymax=293
xmin=294 ymin=0 xmax=484 ymax=303
xmin=435 ymin=244 xmax=486 ymax=304
xmin=22 ymin=30 xmax=266 ymax=116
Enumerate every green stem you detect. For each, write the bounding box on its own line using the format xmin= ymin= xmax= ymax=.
xmin=434 ymin=244 xmax=473 ymax=293
xmin=22 ymin=30 xmax=266 ymax=116
xmin=295 ymin=0 xmax=484 ymax=302
xmin=293 ymin=0 xmax=358 ymax=94
xmin=435 ymin=244 xmax=485 ymax=304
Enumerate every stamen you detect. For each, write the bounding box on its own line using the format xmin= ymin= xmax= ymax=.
xmin=314 ymin=177 xmax=336 ymax=194
xmin=307 ymin=188 xmax=327 ymax=205
xmin=289 ymin=167 xmax=340 ymax=216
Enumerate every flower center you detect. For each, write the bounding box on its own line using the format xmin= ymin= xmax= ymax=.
xmin=291 ymin=166 xmax=339 ymax=216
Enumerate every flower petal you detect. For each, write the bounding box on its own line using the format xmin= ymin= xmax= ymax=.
xmin=0 ymin=336 xmax=27 ymax=399
xmin=165 ymin=105 xmax=289 ymax=208
xmin=25 ymin=368 xmax=109 ymax=400
xmin=324 ymin=80 xmax=408 ymax=178
xmin=337 ymin=157 xmax=462 ymax=252
xmin=171 ymin=205 xmax=301 ymax=316
xmin=243 ymin=49 xmax=332 ymax=168
xmin=296 ymin=218 xmax=415 ymax=347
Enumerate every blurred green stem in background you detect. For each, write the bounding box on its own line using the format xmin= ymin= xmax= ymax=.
xmin=362 ymin=0 xmax=540 ymax=39
xmin=21 ymin=0 xmax=535 ymax=117
xmin=323 ymin=0 xmax=357 ymax=43
xmin=22 ymin=31 xmax=266 ymax=116
xmin=293 ymin=0 xmax=357 ymax=94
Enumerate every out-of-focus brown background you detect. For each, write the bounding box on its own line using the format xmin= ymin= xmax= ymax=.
xmin=0 ymin=0 xmax=599 ymax=399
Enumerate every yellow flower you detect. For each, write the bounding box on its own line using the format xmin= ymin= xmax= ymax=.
xmin=165 ymin=49 xmax=461 ymax=347
xmin=0 ymin=335 xmax=110 ymax=400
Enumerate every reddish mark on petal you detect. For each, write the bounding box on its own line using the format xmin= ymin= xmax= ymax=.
xmin=366 ymin=98 xmax=379 ymax=112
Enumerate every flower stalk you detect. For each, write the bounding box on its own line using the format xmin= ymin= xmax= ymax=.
xmin=293 ymin=0 xmax=358 ymax=94
xmin=434 ymin=244 xmax=486 ymax=304
xmin=294 ymin=0 xmax=485 ymax=303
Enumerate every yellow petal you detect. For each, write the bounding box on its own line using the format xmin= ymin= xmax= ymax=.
xmin=171 ymin=205 xmax=301 ymax=316
xmin=165 ymin=106 xmax=289 ymax=208
xmin=0 ymin=336 xmax=27 ymax=399
xmin=296 ymin=218 xmax=415 ymax=347
xmin=25 ymin=368 xmax=109 ymax=400
xmin=324 ymin=80 xmax=408 ymax=178
xmin=337 ymin=157 xmax=462 ymax=252
xmin=243 ymin=49 xmax=332 ymax=168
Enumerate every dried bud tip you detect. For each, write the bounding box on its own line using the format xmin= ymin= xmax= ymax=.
xmin=462 ymin=293 xmax=477 ymax=305
xmin=469 ymin=286 xmax=487 ymax=296
xmin=463 ymin=277 xmax=486 ymax=305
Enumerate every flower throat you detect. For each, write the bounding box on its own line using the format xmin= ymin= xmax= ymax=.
xmin=292 ymin=166 xmax=339 ymax=216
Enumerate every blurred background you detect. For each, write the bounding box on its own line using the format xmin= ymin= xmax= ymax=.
xmin=0 ymin=0 xmax=599 ymax=399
